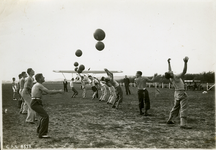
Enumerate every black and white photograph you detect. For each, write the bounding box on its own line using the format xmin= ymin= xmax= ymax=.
xmin=0 ymin=0 xmax=215 ymax=149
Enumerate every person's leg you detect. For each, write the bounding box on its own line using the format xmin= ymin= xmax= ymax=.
xmin=125 ymin=86 xmax=128 ymax=95
xmin=96 ymin=88 xmax=99 ymax=98
xmin=22 ymin=101 xmax=28 ymax=114
xmin=31 ymin=100 xmax=49 ymax=138
xmin=179 ymin=93 xmax=191 ymax=129
xmin=23 ymin=93 xmax=36 ymax=123
xmin=115 ymin=87 xmax=123 ymax=109
xmin=92 ymin=86 xmax=97 ymax=99
xmin=99 ymin=87 xmax=104 ymax=101
xmin=128 ymin=86 xmax=131 ymax=94
xmin=82 ymin=88 xmax=86 ymax=98
xmin=143 ymin=89 xmax=150 ymax=115
xmin=138 ymin=90 xmax=144 ymax=115
xmin=167 ymin=99 xmax=180 ymax=124
xmin=13 ymin=92 xmax=16 ymax=100
xmin=103 ymin=88 xmax=108 ymax=101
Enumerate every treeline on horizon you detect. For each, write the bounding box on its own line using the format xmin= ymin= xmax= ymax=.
xmin=118 ymin=71 xmax=215 ymax=84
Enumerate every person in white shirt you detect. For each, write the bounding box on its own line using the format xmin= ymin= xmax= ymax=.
xmin=22 ymin=68 xmax=37 ymax=124
xmin=19 ymin=72 xmax=28 ymax=114
xmin=99 ymin=77 xmax=108 ymax=102
xmin=70 ymin=78 xmax=78 ymax=98
xmin=104 ymin=68 xmax=123 ymax=109
xmin=12 ymin=77 xmax=17 ymax=100
xmin=165 ymin=57 xmax=192 ymax=129
xmin=88 ymin=75 xmax=98 ymax=100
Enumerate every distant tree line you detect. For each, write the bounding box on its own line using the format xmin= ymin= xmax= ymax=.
xmin=117 ymin=71 xmax=215 ymax=83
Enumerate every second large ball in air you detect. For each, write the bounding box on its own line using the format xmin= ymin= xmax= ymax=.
xmin=95 ymin=42 xmax=105 ymax=51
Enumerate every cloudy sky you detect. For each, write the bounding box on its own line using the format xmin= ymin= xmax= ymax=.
xmin=0 ymin=0 xmax=215 ymax=81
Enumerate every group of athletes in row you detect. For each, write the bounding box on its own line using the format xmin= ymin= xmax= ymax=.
xmin=10 ymin=57 xmax=191 ymax=138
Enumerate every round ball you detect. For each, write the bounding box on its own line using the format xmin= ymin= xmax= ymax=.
xmin=94 ymin=29 xmax=106 ymax=41
xmin=74 ymin=62 xmax=79 ymax=67
xmin=77 ymin=69 xmax=82 ymax=74
xmin=95 ymin=42 xmax=105 ymax=51
xmin=75 ymin=49 xmax=82 ymax=57
xmin=79 ymin=64 xmax=85 ymax=71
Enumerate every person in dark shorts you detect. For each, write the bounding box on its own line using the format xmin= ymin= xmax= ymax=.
xmin=134 ymin=71 xmax=157 ymax=116
xmin=31 ymin=73 xmax=63 ymax=138
xmin=123 ymin=75 xmax=131 ymax=95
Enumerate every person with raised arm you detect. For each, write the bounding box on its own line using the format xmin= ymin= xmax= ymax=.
xmin=165 ymin=57 xmax=192 ymax=129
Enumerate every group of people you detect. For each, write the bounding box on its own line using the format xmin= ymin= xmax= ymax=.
xmin=61 ymin=72 xmax=133 ymax=109
xmin=10 ymin=57 xmax=191 ymax=138
xmin=11 ymin=68 xmax=63 ymax=138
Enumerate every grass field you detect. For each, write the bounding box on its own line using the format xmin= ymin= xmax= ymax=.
xmin=2 ymin=82 xmax=215 ymax=149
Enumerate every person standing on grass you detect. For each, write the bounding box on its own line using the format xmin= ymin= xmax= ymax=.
xmin=123 ymin=75 xmax=131 ymax=95
xmin=63 ymin=79 xmax=68 ymax=92
xmin=104 ymin=68 xmax=123 ymax=109
xmin=165 ymin=57 xmax=192 ymax=129
xmin=70 ymin=78 xmax=78 ymax=98
xmin=107 ymin=85 xmax=116 ymax=105
xmin=134 ymin=71 xmax=157 ymax=116
xmin=22 ymin=68 xmax=37 ymax=123
xmin=77 ymin=74 xmax=88 ymax=98
xmin=31 ymin=73 xmax=63 ymax=138
xmin=88 ymin=75 xmax=98 ymax=100
xmin=80 ymin=75 xmax=87 ymax=98
xmin=17 ymin=74 xmax=22 ymax=108
xmin=99 ymin=77 xmax=108 ymax=102
xmin=12 ymin=77 xmax=17 ymax=100
xmin=19 ymin=72 xmax=28 ymax=114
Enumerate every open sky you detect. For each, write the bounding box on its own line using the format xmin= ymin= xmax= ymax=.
xmin=0 ymin=0 xmax=215 ymax=81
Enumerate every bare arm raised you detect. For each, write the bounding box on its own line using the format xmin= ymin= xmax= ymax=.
xmin=104 ymin=68 xmax=114 ymax=80
xmin=176 ymin=57 xmax=189 ymax=78
xmin=168 ymin=58 xmax=172 ymax=71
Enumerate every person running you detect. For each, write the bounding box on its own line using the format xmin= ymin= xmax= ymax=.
xmin=19 ymin=72 xmax=28 ymax=114
xmin=31 ymin=73 xmax=63 ymax=138
xmin=70 ymin=78 xmax=78 ymax=98
xmin=22 ymin=68 xmax=37 ymax=123
xmin=165 ymin=57 xmax=192 ymax=129
xmin=134 ymin=71 xmax=157 ymax=116
xmin=104 ymin=68 xmax=123 ymax=109
xmin=12 ymin=77 xmax=17 ymax=100
xmin=63 ymin=79 xmax=68 ymax=92
xmin=123 ymin=75 xmax=131 ymax=95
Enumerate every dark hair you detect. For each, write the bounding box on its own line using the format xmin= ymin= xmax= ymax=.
xmin=21 ymin=72 xmax=26 ymax=76
xmin=101 ymin=76 xmax=105 ymax=81
xmin=105 ymin=77 xmax=110 ymax=83
xmin=71 ymin=78 xmax=74 ymax=81
xmin=27 ymin=68 xmax=33 ymax=75
xmin=18 ymin=74 xmax=22 ymax=79
xmin=12 ymin=77 xmax=15 ymax=81
xmin=165 ymin=72 xmax=172 ymax=79
xmin=88 ymin=75 xmax=92 ymax=78
xmin=35 ymin=74 xmax=43 ymax=82
xmin=136 ymin=71 xmax=142 ymax=76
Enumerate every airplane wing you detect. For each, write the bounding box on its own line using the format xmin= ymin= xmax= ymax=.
xmin=53 ymin=70 xmax=123 ymax=74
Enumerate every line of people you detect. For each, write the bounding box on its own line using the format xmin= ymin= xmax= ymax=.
xmin=10 ymin=57 xmax=191 ymax=139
